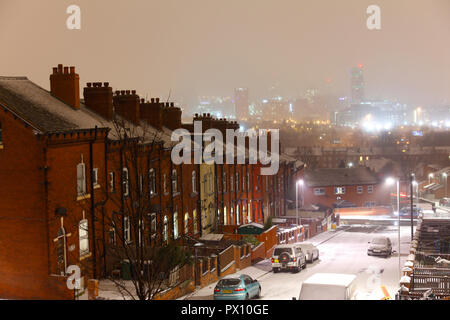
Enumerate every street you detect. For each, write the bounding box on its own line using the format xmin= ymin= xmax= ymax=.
xmin=183 ymin=223 xmax=414 ymax=300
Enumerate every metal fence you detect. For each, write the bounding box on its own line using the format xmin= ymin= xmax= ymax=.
xmin=410 ymin=267 xmax=450 ymax=297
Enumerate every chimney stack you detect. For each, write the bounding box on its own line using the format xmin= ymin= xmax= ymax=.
xmin=113 ymin=90 xmax=140 ymax=124
xmin=162 ymin=103 xmax=182 ymax=131
xmin=49 ymin=64 xmax=80 ymax=110
xmin=140 ymin=98 xmax=163 ymax=129
xmin=83 ymin=82 xmax=114 ymax=120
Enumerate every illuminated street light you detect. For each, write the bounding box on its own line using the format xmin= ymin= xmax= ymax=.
xmin=385 ymin=177 xmax=401 ymax=279
xmin=296 ymin=179 xmax=305 ymax=230
xmin=443 ymin=172 xmax=448 ymax=198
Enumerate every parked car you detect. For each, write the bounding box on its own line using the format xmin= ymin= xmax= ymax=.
xmin=398 ymin=206 xmax=422 ymax=218
xmin=213 ymin=274 xmax=261 ymax=300
xmin=271 ymin=244 xmax=307 ymax=273
xmin=293 ymin=273 xmax=358 ymax=300
xmin=297 ymin=243 xmax=319 ymax=263
xmin=367 ymin=236 xmax=393 ymax=257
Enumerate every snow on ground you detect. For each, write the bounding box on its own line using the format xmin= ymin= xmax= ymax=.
xmin=183 ymin=224 xmax=413 ymax=300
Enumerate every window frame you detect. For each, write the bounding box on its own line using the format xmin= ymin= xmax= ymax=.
xmin=79 ymin=219 xmax=89 ymax=257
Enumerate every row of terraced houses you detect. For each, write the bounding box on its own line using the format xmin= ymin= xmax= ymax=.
xmin=0 ymin=64 xmax=303 ymax=299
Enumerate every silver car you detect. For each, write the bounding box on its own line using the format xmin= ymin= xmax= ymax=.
xmin=367 ymin=236 xmax=392 ymax=258
xmin=297 ymin=243 xmax=319 ymax=263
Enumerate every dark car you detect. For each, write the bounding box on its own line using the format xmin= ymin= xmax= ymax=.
xmin=399 ymin=206 xmax=422 ymax=218
xmin=367 ymin=236 xmax=393 ymax=257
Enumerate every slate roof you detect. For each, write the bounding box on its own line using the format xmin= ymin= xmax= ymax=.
xmin=0 ymin=76 xmax=110 ymax=133
xmin=304 ymin=167 xmax=379 ymax=187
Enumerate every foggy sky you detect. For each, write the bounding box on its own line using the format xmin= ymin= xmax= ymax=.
xmin=0 ymin=0 xmax=449 ymax=111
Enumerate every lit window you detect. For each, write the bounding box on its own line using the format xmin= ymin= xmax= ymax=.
xmin=173 ymin=212 xmax=179 ymax=239
xmin=193 ymin=210 xmax=198 ymax=234
xmin=335 ymin=187 xmax=345 ymax=195
xmin=184 ymin=213 xmax=189 ymax=235
xmin=93 ymin=168 xmax=99 ymax=186
xmin=163 ymin=174 xmax=167 ymax=194
xmin=163 ymin=215 xmax=168 ymax=242
xmin=149 ymin=213 xmax=157 ymax=240
xmin=79 ymin=219 xmax=89 ymax=256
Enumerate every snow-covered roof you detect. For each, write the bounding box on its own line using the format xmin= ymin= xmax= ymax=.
xmin=0 ymin=76 xmax=110 ymax=133
xmin=303 ymin=273 xmax=356 ymax=287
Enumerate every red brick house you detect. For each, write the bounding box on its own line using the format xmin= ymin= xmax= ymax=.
xmin=0 ymin=64 xmax=300 ymax=299
xmin=302 ymin=167 xmax=390 ymax=209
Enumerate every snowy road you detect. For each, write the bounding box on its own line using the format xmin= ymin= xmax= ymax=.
xmin=184 ymin=223 xmax=414 ymax=300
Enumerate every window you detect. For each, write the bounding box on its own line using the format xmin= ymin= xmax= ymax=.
xmin=163 ymin=174 xmax=168 ymax=194
xmin=314 ymin=188 xmax=325 ymax=195
xmin=256 ymin=176 xmax=260 ymax=191
xmin=357 ymin=186 xmax=363 ymax=194
xmin=124 ymin=215 xmax=131 ymax=243
xmin=173 ymin=212 xmax=179 ymax=239
xmin=224 ymin=207 xmax=227 ymax=225
xmin=364 ymin=201 xmax=376 ymax=207
xmin=266 ymin=176 xmax=269 ymax=192
xmin=108 ymin=226 xmax=116 ymax=245
xmin=109 ymin=172 xmax=115 ymax=193
xmin=236 ymin=206 xmax=240 ymax=225
xmin=77 ymin=163 xmax=86 ymax=195
xmin=335 ymin=187 xmax=346 ymax=195
xmin=122 ymin=168 xmax=129 ymax=197
xmin=367 ymin=185 xmax=374 ymax=194
xmin=184 ymin=213 xmax=189 ymax=235
xmin=163 ymin=216 xmax=168 ymax=242
xmin=236 ymin=173 xmax=239 ymax=192
xmin=192 ymin=171 xmax=197 ymax=193
xmin=79 ymin=219 xmax=89 ymax=256
xmin=56 ymin=227 xmax=67 ymax=275
xmin=139 ymin=174 xmax=143 ymax=195
xmin=223 ymin=172 xmax=227 ymax=192
xmin=230 ymin=175 xmax=234 ymax=192
xmin=149 ymin=169 xmax=156 ymax=196
xmin=193 ymin=210 xmax=198 ymax=234
xmin=172 ymin=169 xmax=178 ymax=194
xmin=149 ymin=213 xmax=157 ymax=239
xmin=247 ymin=172 xmax=250 ymax=191
xmin=248 ymin=203 xmax=251 ymax=223
xmin=92 ymin=168 xmax=99 ymax=186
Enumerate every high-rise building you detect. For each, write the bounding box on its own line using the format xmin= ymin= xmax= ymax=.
xmin=234 ymin=88 xmax=249 ymax=120
xmin=351 ymin=65 xmax=365 ymax=104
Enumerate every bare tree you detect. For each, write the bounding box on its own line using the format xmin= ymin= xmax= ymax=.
xmin=72 ymin=116 xmax=192 ymax=300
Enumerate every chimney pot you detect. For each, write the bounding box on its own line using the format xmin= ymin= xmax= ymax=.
xmin=156 ymin=98 xmax=160 ymax=103
xmin=151 ymin=98 xmax=155 ymax=103
xmin=170 ymin=102 xmax=174 ymax=107
xmin=103 ymin=82 xmax=109 ymax=87
xmin=115 ymin=90 xmax=120 ymax=95
xmin=87 ymin=82 xmax=92 ymax=88
xmin=63 ymin=66 xmax=69 ymax=74
xmin=52 ymin=67 xmax=58 ymax=74
xmin=126 ymin=90 xmax=131 ymax=95
xmin=121 ymin=90 xmax=126 ymax=95
xmin=57 ymin=64 xmax=63 ymax=73
xmin=70 ymin=66 xmax=75 ymax=74
xmin=132 ymin=90 xmax=136 ymax=95
xmin=141 ymin=98 xmax=145 ymax=103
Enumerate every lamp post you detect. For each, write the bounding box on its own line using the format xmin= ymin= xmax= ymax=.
xmin=429 ymin=173 xmax=434 ymax=184
xmin=194 ymin=242 xmax=204 ymax=285
xmin=409 ymin=173 xmax=414 ymax=240
xmin=386 ymin=177 xmax=401 ymax=279
xmin=296 ymin=179 xmax=304 ymax=227
xmin=443 ymin=172 xmax=448 ymax=198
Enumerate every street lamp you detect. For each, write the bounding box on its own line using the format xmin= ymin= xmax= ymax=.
xmin=443 ymin=172 xmax=448 ymax=198
xmin=296 ymin=179 xmax=304 ymax=228
xmin=386 ymin=177 xmax=401 ymax=279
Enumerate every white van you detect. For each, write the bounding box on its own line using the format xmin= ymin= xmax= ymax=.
xmin=294 ymin=273 xmax=358 ymax=300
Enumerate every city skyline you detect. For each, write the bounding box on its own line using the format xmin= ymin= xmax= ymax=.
xmin=0 ymin=0 xmax=449 ymax=110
